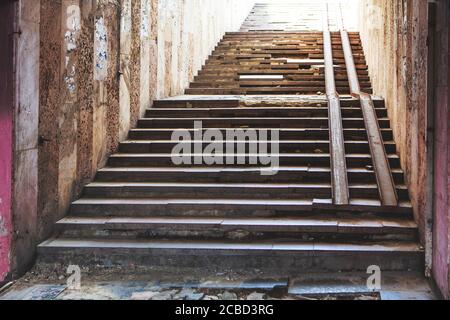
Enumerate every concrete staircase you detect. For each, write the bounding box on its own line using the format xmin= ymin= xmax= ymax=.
xmin=38 ymin=95 xmax=422 ymax=272
xmin=38 ymin=28 xmax=423 ymax=274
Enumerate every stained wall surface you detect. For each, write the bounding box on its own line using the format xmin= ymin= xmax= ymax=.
xmin=358 ymin=0 xmax=449 ymax=298
xmin=358 ymin=0 xmax=429 ymax=247
xmin=6 ymin=0 xmax=255 ymax=278
xmin=11 ymin=0 xmax=41 ymax=277
xmin=0 ymin=0 xmax=15 ymax=283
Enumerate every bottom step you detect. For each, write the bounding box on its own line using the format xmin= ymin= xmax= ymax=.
xmin=38 ymin=239 xmax=423 ymax=273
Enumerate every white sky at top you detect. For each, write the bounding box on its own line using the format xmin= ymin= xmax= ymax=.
xmin=253 ymin=0 xmax=360 ymax=30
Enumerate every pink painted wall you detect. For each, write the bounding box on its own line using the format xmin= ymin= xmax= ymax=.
xmin=0 ymin=102 xmax=13 ymax=284
xmin=433 ymin=86 xmax=449 ymax=297
xmin=0 ymin=0 xmax=14 ymax=283
xmin=432 ymin=0 xmax=449 ymax=299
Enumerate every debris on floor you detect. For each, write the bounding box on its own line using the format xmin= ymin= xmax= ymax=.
xmin=0 ymin=266 xmax=437 ymax=300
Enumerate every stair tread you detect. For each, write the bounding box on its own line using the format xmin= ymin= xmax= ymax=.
xmin=72 ymin=197 xmax=412 ymax=209
xmin=99 ymin=166 xmax=329 ymax=172
xmin=39 ymin=238 xmax=422 ymax=252
xmin=85 ymin=182 xmax=407 ymax=190
xmin=139 ymin=117 xmax=390 ymax=120
xmin=58 ymin=216 xmax=417 ymax=229
xmin=121 ymin=140 xmax=395 ymax=144
xmin=130 ymin=128 xmax=392 ymax=131
xmin=110 ymin=153 xmax=400 ymax=159
xmin=111 ymin=153 xmax=332 ymax=157
xmin=73 ymin=198 xmax=316 ymax=205
xmin=149 ymin=107 xmax=335 ymax=111
xmin=87 ymin=182 xmax=331 ymax=188
xmin=147 ymin=107 xmax=384 ymax=112
xmin=99 ymin=166 xmax=404 ymax=173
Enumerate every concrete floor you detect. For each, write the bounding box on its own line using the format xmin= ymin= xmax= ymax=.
xmin=0 ymin=266 xmax=437 ymax=300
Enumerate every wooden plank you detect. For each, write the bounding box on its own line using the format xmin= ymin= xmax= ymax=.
xmin=323 ymin=4 xmax=349 ymax=206
xmin=338 ymin=4 xmax=398 ymax=206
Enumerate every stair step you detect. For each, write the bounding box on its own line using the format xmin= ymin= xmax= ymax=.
xmin=137 ymin=117 xmax=391 ymax=129
xmin=37 ymin=239 xmax=424 ymax=272
xmin=108 ymin=153 xmax=401 ymax=169
xmin=118 ymin=140 xmax=397 ymax=154
xmin=82 ymin=182 xmax=409 ymax=201
xmin=145 ymin=107 xmax=387 ymax=118
xmin=56 ymin=216 xmax=418 ymax=241
xmin=96 ymin=167 xmax=405 ymax=184
xmin=70 ymin=198 xmax=315 ymax=217
xmin=109 ymin=153 xmax=333 ymax=167
xmin=185 ymin=88 xmax=370 ymax=95
xmin=69 ymin=197 xmax=413 ymax=217
xmin=129 ymin=128 xmax=393 ymax=141
xmin=152 ymin=97 xmax=385 ymax=109
xmin=84 ymin=182 xmax=332 ymax=198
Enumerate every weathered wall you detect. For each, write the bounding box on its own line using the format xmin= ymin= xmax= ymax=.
xmin=0 ymin=0 xmax=15 ymax=283
xmin=12 ymin=0 xmax=41 ymax=277
xmin=37 ymin=0 xmax=254 ymax=239
xmin=431 ymin=0 xmax=449 ymax=299
xmin=156 ymin=0 xmax=255 ymax=98
xmin=448 ymin=20 xmax=450 ymax=299
xmin=359 ymin=0 xmax=449 ymax=298
xmin=358 ymin=1 xmax=428 ymax=246
xmin=359 ymin=0 xmax=429 ymax=244
xmin=6 ymin=0 xmax=254 ymax=278
xmin=38 ymin=0 xmax=121 ymax=250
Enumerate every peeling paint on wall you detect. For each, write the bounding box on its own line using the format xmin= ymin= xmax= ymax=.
xmin=119 ymin=0 xmax=132 ymax=141
xmin=94 ymin=16 xmax=108 ymax=81
xmin=64 ymin=4 xmax=81 ymax=93
xmin=121 ymin=0 xmax=132 ymax=34
xmin=141 ymin=0 xmax=150 ymax=40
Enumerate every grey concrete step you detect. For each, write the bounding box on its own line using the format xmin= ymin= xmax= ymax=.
xmin=81 ymin=182 xmax=410 ymax=201
xmin=144 ymin=107 xmax=388 ymax=118
xmin=117 ymin=140 xmax=397 ymax=154
xmin=152 ymin=96 xmax=385 ymax=109
xmin=184 ymin=87 xmax=373 ymax=95
xmin=107 ymin=153 xmax=402 ymax=169
xmin=69 ymin=197 xmax=413 ymax=217
xmin=37 ymin=239 xmax=424 ymax=272
xmin=95 ymin=166 xmax=405 ymax=184
xmin=56 ymin=216 xmax=418 ymax=241
xmin=128 ymin=127 xmax=394 ymax=141
xmin=136 ymin=117 xmax=392 ymax=129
